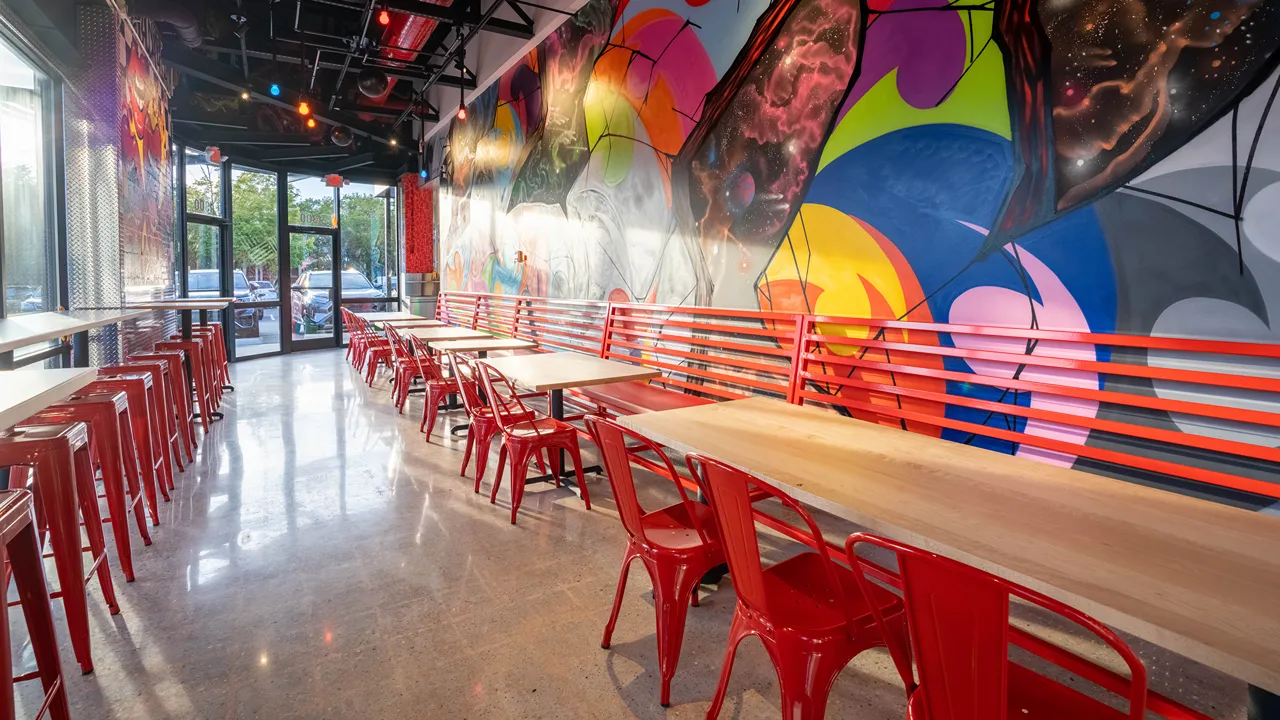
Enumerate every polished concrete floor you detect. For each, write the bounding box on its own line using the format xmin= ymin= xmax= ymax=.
xmin=13 ymin=350 xmax=1249 ymax=718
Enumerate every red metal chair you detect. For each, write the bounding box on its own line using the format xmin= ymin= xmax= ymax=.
xmin=0 ymin=422 xmax=119 ymax=674
xmin=476 ymin=359 xmax=588 ymax=524
xmin=585 ymin=415 xmax=723 ymax=707
xmin=129 ymin=351 xmax=196 ymax=463
xmin=387 ymin=326 xmax=422 ymax=408
xmin=687 ymin=454 xmax=898 ymax=720
xmin=845 ymin=532 xmax=1156 ymax=720
xmin=446 ymin=351 xmax=516 ymax=486
xmin=0 ymin=489 xmax=71 ymax=720
xmin=409 ymin=336 xmax=461 ymax=437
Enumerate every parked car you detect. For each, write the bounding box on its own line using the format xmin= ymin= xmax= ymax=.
xmin=291 ymin=269 xmax=384 ymax=332
xmin=250 ymin=281 xmax=278 ymax=303
xmin=20 ymin=292 xmax=43 ymax=313
xmin=5 ymin=286 xmax=38 ymax=315
xmin=188 ymin=269 xmax=259 ymax=338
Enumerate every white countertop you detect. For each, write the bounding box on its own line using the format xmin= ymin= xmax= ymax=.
xmin=0 ymin=368 xmax=98 ymax=430
xmin=0 ymin=310 xmax=148 ymax=355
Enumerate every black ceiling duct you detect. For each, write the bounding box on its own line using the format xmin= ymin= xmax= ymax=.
xmin=356 ymin=68 xmax=389 ymax=98
xmin=129 ymin=0 xmax=203 ymax=48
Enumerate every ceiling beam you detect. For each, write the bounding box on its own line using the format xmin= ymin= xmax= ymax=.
xmin=177 ymin=130 xmax=316 ymax=146
xmin=333 ymin=104 xmax=441 ymax=123
xmin=258 ymin=146 xmax=356 ymax=161
xmin=162 ymin=45 xmax=402 ymax=147
xmin=199 ymin=44 xmax=477 ymax=90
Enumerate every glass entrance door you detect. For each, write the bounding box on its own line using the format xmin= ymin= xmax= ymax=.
xmin=289 ymin=231 xmax=340 ymax=349
xmin=230 ymin=166 xmax=283 ymax=358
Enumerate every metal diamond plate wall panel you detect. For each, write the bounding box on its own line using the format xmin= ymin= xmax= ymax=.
xmin=65 ymin=5 xmax=124 ymax=364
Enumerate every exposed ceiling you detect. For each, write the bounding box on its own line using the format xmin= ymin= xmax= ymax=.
xmin=159 ymin=0 xmax=586 ymax=181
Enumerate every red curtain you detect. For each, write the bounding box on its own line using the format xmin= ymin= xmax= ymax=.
xmin=400 ymin=175 xmax=434 ymax=274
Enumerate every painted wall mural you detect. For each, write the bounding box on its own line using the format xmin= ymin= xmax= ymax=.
xmin=119 ymin=19 xmax=174 ymax=292
xmin=440 ymin=0 xmax=1280 ymax=506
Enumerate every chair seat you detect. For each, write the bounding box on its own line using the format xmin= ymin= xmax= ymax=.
xmin=762 ymin=552 xmax=900 ymax=634
xmin=641 ymin=501 xmax=719 ymax=552
xmin=579 ymin=382 xmax=714 ymax=416
xmin=505 ymin=416 xmax=575 ymax=438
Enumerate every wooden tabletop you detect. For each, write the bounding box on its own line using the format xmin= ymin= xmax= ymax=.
xmin=0 ymin=368 xmax=98 ymax=430
xmin=382 ymin=319 xmax=446 ymax=328
xmin=126 ymin=299 xmax=232 ymax=310
xmin=403 ymin=326 xmax=492 ymax=342
xmin=427 ymin=338 xmax=538 ymax=354
xmin=482 ymin=352 xmax=660 ymax=392
xmin=619 ymin=397 xmax=1280 ymax=693
xmin=0 ymin=310 xmax=149 ymax=354
xmin=356 ymin=311 xmax=429 ymax=322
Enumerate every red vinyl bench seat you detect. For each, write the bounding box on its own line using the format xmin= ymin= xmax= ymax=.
xmin=578 ymin=380 xmax=716 ymax=416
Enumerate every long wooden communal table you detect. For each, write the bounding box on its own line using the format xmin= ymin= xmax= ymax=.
xmin=619 ymin=397 xmax=1280 ymax=717
xmin=0 ymin=310 xmax=147 ymax=368
xmin=426 ymin=337 xmax=537 ymax=357
xmin=355 ymin=311 xmax=430 ymax=323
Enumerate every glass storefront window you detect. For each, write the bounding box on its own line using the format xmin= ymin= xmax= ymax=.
xmin=341 ymin=183 xmax=394 ymax=302
xmin=185 ymin=146 xmax=221 ymax=216
xmin=288 ymin=174 xmax=335 ymax=228
xmin=0 ymin=36 xmax=55 ymax=316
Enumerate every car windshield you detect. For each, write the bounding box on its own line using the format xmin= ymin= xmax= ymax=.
xmin=188 ymin=272 xmax=219 ymax=291
xmin=342 ymin=272 xmax=374 ymax=290
xmin=234 ymin=272 xmax=250 ymax=291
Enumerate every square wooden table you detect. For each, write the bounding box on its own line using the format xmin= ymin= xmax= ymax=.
xmin=355 ymin=311 xmax=429 ymax=323
xmin=427 ymin=338 xmax=537 ymax=357
xmin=482 ymin=352 xmax=660 ymax=485
xmin=382 ymin=319 xmax=446 ymax=329
xmin=404 ymin=326 xmax=493 ymax=342
xmin=620 ymin=397 xmax=1280 ymax=711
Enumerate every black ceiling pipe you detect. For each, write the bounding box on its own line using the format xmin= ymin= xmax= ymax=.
xmin=129 ymin=0 xmax=204 ymax=48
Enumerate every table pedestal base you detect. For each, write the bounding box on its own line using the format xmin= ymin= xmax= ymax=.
xmin=1251 ymin=686 xmax=1280 ymax=720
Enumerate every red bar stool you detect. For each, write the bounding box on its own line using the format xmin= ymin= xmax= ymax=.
xmin=129 ymin=351 xmax=196 ymax=462
xmin=177 ymin=330 xmax=222 ymax=407
xmin=85 ymin=375 xmax=168 ymax=510
xmin=155 ymin=340 xmax=215 ymax=431
xmin=20 ymin=392 xmax=153 ymax=582
xmin=115 ymin=357 xmax=184 ymax=473
xmin=0 ymin=422 xmax=120 ymax=674
xmin=198 ymin=322 xmax=229 ymax=382
xmin=0 ymin=489 xmax=71 ymax=720
xmin=476 ymin=359 xmax=588 ymax=524
xmin=687 ymin=454 xmax=898 ymax=720
xmin=585 ymin=416 xmax=724 ymax=707
xmin=99 ymin=364 xmax=176 ymax=494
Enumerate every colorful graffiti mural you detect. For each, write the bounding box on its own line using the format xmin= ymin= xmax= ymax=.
xmin=440 ymin=0 xmax=1280 ymax=504
xmin=118 ymin=20 xmax=173 ymax=291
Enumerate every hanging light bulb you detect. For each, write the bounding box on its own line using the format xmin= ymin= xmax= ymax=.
xmin=419 ymin=168 xmax=428 ymax=179
xmin=240 ymin=91 xmax=250 ymax=100
xmin=269 ymin=83 xmax=281 ymax=97
xmin=457 ymin=104 xmax=466 ymax=120
xmin=306 ymin=117 xmax=317 ymax=129
xmin=378 ymin=9 xmax=391 ymax=24
xmin=389 ymin=138 xmax=398 ymax=147
xmin=297 ymin=100 xmax=311 ymax=116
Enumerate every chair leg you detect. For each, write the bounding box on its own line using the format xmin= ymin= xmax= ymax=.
xmin=652 ymin=558 xmax=701 ymax=707
xmin=423 ymin=390 xmax=442 ymax=438
xmin=706 ymin=610 xmax=751 ymax=720
xmin=567 ymin=440 xmax=590 ymax=510
xmin=772 ymin=636 xmax=850 ymax=720
xmin=34 ymin=447 xmax=94 ymax=673
xmin=491 ymin=444 xmax=508 ymax=503
xmin=72 ymin=447 xmax=118 ymax=614
xmin=91 ymin=437 xmax=134 ymax=582
xmin=118 ymin=408 xmax=158 ymax=526
xmin=0 ymin=548 xmax=12 ymax=720
xmin=508 ymin=446 xmax=533 ymax=524
xmin=461 ymin=432 xmax=475 ymax=480
xmin=601 ymin=543 xmax=638 ymax=649
xmin=9 ymin=522 xmax=71 ymax=719
xmin=474 ymin=428 xmax=496 ymax=488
